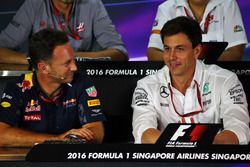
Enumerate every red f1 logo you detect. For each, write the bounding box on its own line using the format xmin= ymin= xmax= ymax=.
xmin=170 ymin=124 xmax=208 ymax=141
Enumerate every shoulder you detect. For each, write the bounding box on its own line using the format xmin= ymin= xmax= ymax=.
xmin=77 ymin=0 xmax=102 ymax=6
xmin=71 ymin=73 xmax=95 ymax=89
xmin=72 ymin=72 xmax=93 ymax=83
xmin=220 ymin=0 xmax=237 ymax=5
xmin=16 ymin=0 xmax=48 ymax=17
xmin=158 ymin=0 xmax=177 ymax=10
xmin=204 ymin=63 xmax=236 ymax=81
xmin=223 ymin=0 xmax=240 ymax=10
xmin=210 ymin=0 xmax=237 ymax=7
xmin=28 ymin=0 xmax=44 ymax=4
xmin=23 ymin=0 xmax=45 ymax=9
xmin=2 ymin=73 xmax=29 ymax=93
xmin=156 ymin=0 xmax=182 ymax=19
xmin=137 ymin=66 xmax=167 ymax=87
xmin=76 ymin=0 xmax=105 ymax=14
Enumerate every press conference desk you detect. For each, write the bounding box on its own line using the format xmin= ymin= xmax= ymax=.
xmin=0 ymin=64 xmax=29 ymax=71
xmin=0 ymin=144 xmax=250 ymax=167
xmin=0 ymin=147 xmax=30 ymax=161
xmin=0 ymin=61 xmax=250 ymax=167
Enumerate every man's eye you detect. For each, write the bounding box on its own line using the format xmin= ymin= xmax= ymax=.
xmin=164 ymin=47 xmax=170 ymax=51
xmin=64 ymin=62 xmax=70 ymax=67
xmin=176 ymin=47 xmax=184 ymax=51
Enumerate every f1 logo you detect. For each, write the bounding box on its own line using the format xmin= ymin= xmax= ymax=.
xmin=170 ymin=124 xmax=208 ymax=141
xmin=170 ymin=125 xmax=191 ymax=141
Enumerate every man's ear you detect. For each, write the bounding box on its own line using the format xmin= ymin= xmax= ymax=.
xmin=194 ymin=44 xmax=202 ymax=59
xmin=37 ymin=61 xmax=49 ymax=74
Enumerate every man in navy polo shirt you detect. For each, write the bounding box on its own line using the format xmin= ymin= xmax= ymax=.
xmin=0 ymin=0 xmax=128 ymax=65
xmin=0 ymin=28 xmax=106 ymax=147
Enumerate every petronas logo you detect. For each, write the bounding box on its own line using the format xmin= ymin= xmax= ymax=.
xmin=203 ymin=83 xmax=209 ymax=93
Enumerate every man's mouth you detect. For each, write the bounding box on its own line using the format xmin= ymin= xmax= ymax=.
xmin=170 ymin=62 xmax=181 ymax=69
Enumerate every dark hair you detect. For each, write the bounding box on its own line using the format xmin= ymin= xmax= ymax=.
xmin=28 ymin=28 xmax=69 ymax=69
xmin=160 ymin=16 xmax=202 ymax=48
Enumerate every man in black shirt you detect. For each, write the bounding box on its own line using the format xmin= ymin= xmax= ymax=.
xmin=0 ymin=28 xmax=106 ymax=147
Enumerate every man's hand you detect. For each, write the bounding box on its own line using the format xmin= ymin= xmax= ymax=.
xmin=58 ymin=127 xmax=94 ymax=141
xmin=75 ymin=49 xmax=128 ymax=61
xmin=58 ymin=121 xmax=104 ymax=143
xmin=141 ymin=128 xmax=161 ymax=144
xmin=213 ymin=130 xmax=239 ymax=144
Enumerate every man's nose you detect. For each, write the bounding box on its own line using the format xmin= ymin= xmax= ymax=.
xmin=71 ymin=61 xmax=77 ymax=71
xmin=169 ymin=50 xmax=177 ymax=60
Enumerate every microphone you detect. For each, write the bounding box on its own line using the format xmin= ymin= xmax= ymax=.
xmin=48 ymin=72 xmax=72 ymax=87
xmin=48 ymin=72 xmax=65 ymax=80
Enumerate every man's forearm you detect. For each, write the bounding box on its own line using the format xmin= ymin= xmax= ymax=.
xmin=0 ymin=123 xmax=58 ymax=147
xmin=0 ymin=48 xmax=28 ymax=64
xmin=82 ymin=121 xmax=104 ymax=143
xmin=147 ymin=47 xmax=163 ymax=61
xmin=218 ymin=44 xmax=245 ymax=61
xmin=75 ymin=49 xmax=128 ymax=61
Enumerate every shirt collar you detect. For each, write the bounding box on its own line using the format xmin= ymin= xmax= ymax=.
xmin=50 ymin=0 xmax=76 ymax=18
xmin=32 ymin=72 xmax=47 ymax=96
xmin=176 ymin=0 xmax=224 ymax=17
xmin=193 ymin=60 xmax=204 ymax=87
xmin=176 ymin=0 xmax=224 ymax=8
xmin=175 ymin=0 xmax=189 ymax=8
xmin=32 ymin=72 xmax=66 ymax=103
xmin=163 ymin=65 xmax=171 ymax=86
xmin=205 ymin=0 xmax=224 ymax=12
